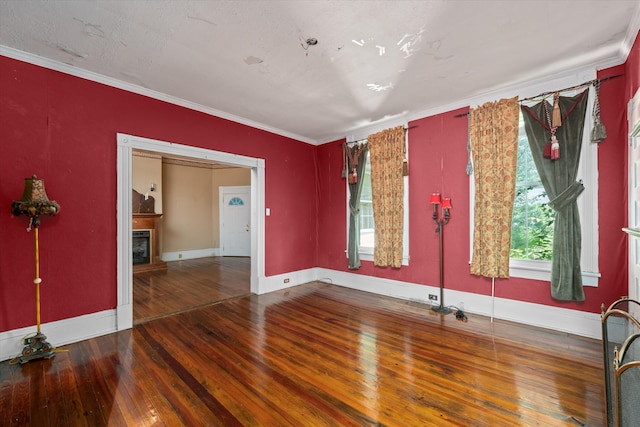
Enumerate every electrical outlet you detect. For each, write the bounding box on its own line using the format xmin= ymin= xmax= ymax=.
xmin=428 ymin=294 xmax=438 ymax=301
xmin=284 ymin=278 xmax=290 ymax=283
xmin=178 ymin=253 xmax=182 ymax=259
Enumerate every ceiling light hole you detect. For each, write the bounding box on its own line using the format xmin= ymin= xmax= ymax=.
xmin=244 ymin=56 xmax=264 ymax=65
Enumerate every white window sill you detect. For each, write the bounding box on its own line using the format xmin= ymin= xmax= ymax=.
xmin=509 ymin=259 xmax=599 ymax=287
xmin=349 ymin=247 xmax=410 ymax=266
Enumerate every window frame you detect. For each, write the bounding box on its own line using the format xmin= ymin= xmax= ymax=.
xmin=468 ymin=78 xmax=600 ymax=286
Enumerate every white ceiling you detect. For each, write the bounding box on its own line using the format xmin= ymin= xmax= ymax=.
xmin=1 ymin=1 xmax=639 ymax=144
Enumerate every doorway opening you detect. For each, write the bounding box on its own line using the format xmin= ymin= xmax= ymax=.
xmin=116 ymin=133 xmax=266 ymax=331
xmin=132 ymin=161 xmax=251 ymax=323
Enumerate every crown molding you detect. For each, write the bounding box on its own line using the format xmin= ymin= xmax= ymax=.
xmin=620 ymin=4 xmax=640 ymax=59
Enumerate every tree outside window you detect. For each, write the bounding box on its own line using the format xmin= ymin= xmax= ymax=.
xmin=510 ymin=112 xmax=555 ymax=261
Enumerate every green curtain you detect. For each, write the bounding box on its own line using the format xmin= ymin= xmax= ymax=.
xmin=521 ymin=90 xmax=588 ymax=301
xmin=346 ymin=144 xmax=369 ymax=269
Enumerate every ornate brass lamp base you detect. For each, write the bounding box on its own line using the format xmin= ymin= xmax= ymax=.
xmin=18 ymin=332 xmax=55 ymax=364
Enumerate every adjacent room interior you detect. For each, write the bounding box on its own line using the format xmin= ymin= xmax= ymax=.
xmin=132 ymin=150 xmax=252 ymax=323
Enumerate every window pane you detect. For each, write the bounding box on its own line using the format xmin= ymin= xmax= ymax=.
xmin=359 ymin=152 xmax=374 ymax=248
xmin=510 ymin=112 xmax=554 ymax=260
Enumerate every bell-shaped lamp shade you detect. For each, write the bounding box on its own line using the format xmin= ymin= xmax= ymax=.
xmin=442 ymin=198 xmax=452 ymax=210
xmin=11 ymin=175 xmax=60 ymax=219
xmin=430 ymin=193 xmax=441 ymax=204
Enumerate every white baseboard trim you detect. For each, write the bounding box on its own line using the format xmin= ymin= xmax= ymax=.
xmin=0 ymin=268 xmax=603 ymax=361
xmin=162 ymin=248 xmax=219 ymax=262
xmin=0 ymin=309 xmax=117 ymax=362
xmin=315 ymin=268 xmax=603 ymax=340
xmin=258 ymin=268 xmax=319 ymax=294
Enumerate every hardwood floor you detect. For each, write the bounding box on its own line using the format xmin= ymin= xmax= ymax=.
xmin=133 ymin=256 xmax=251 ymax=324
xmin=1 ymin=281 xmax=605 ymax=426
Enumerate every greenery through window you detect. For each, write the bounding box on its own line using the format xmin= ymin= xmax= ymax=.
xmin=359 ymin=151 xmax=374 ymax=248
xmin=510 ymin=112 xmax=554 ymax=260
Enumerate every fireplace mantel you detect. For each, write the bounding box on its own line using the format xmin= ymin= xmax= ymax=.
xmin=132 ymin=213 xmax=167 ymax=274
xmin=133 ymin=213 xmax=163 ymax=220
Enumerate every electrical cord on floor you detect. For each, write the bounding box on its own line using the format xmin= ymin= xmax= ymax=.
xmin=567 ymin=416 xmax=587 ymax=426
xmin=447 ymin=306 xmax=468 ymax=322
xmin=455 ymin=309 xmax=468 ymax=321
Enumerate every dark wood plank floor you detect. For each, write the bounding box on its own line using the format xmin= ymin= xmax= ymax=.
xmin=133 ymin=256 xmax=251 ymax=324
xmin=1 ymin=280 xmax=605 ymax=426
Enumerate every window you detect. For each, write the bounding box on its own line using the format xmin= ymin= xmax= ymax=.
xmin=510 ymin=112 xmax=555 ymax=261
xmin=347 ymin=145 xmax=410 ymax=265
xmin=469 ymin=80 xmax=600 ymax=285
xmin=359 ymin=152 xmax=375 ymax=249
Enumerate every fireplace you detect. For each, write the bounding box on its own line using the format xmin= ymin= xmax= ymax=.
xmin=132 ymin=213 xmax=167 ymax=273
xmin=132 ymin=230 xmax=151 ymax=265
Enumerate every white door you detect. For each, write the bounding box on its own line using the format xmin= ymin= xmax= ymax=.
xmin=628 ymin=88 xmax=640 ymax=315
xmin=220 ymin=186 xmax=251 ymax=256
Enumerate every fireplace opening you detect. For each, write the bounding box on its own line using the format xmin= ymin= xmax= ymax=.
xmin=132 ymin=230 xmax=151 ymax=265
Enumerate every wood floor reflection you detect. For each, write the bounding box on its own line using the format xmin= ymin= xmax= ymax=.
xmin=1 ymin=281 xmax=604 ymax=426
xmin=133 ymin=256 xmax=251 ymax=324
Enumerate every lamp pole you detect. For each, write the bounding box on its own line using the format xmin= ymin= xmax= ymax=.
xmin=430 ymin=193 xmax=452 ymax=315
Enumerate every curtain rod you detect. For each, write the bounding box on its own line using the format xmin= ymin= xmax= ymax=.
xmin=453 ymin=74 xmax=622 ymax=118
xmin=346 ymin=125 xmax=417 ymax=144
xmin=519 ymin=74 xmax=621 ymax=103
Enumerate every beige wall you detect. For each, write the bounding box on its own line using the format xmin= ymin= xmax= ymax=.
xmin=132 ymin=153 xmax=163 ymax=213
xmin=162 ymin=164 xmax=250 ymax=253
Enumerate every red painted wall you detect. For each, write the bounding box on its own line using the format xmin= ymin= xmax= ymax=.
xmin=626 ymin=32 xmax=640 ymax=101
xmin=317 ymin=31 xmax=640 ymax=314
xmin=0 ymin=56 xmax=318 ymax=332
xmin=1 ymin=30 xmax=638 ymax=333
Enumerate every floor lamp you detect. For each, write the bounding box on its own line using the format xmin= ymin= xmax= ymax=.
xmin=430 ymin=193 xmax=452 ymax=315
xmin=11 ymin=175 xmax=60 ymax=364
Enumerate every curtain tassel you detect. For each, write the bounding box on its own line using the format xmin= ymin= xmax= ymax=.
xmin=348 ymin=167 xmax=358 ymax=184
xmin=402 ymin=135 xmax=409 ymax=176
xmin=550 ymin=135 xmax=560 ymax=160
xmin=341 ymin=143 xmax=348 ymax=178
xmin=591 ymin=121 xmax=607 ymax=144
xmin=552 ymin=92 xmax=562 ymax=127
xmin=466 ymin=113 xmax=474 ymax=175
xmin=346 ymin=144 xmax=364 ymax=184
xmin=590 ymin=80 xmax=607 ymax=143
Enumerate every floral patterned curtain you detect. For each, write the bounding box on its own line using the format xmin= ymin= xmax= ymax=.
xmin=369 ymin=126 xmax=405 ymax=268
xmin=469 ymin=97 xmax=520 ymax=278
